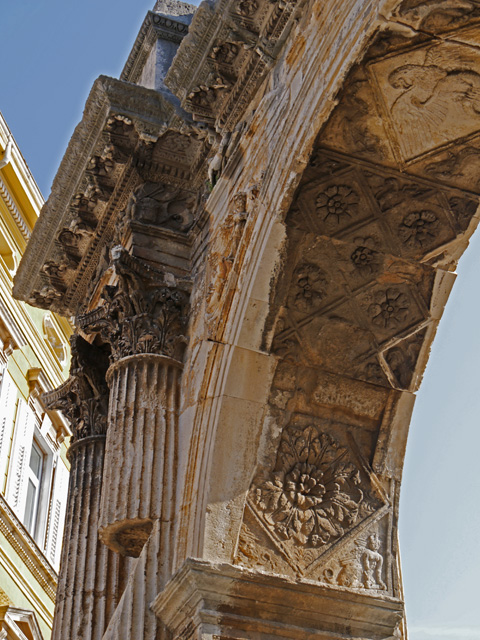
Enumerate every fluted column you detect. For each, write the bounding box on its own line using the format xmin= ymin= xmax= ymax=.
xmin=44 ymin=336 xmax=131 ymax=640
xmin=78 ymin=248 xmax=190 ymax=557
xmin=99 ymin=354 xmax=181 ymax=556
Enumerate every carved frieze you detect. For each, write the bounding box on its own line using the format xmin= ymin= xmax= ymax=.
xmin=121 ymin=182 xmax=196 ymax=234
xmin=164 ymin=0 xmax=305 ymax=131
xmin=320 ymin=526 xmax=388 ymax=592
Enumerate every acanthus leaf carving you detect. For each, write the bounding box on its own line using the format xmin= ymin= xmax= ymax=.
xmin=42 ymin=334 xmax=109 ymax=443
xmin=249 ymin=424 xmax=376 ymax=551
xmin=78 ymin=249 xmax=190 ymax=362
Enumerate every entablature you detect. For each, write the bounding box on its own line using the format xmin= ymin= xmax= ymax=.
xmin=164 ymin=0 xmax=305 ymax=131
xmin=13 ymin=76 xmax=210 ymax=317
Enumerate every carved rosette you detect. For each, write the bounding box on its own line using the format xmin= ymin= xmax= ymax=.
xmin=78 ymin=249 xmax=190 ymax=556
xmin=240 ymin=423 xmax=380 ymax=576
xmin=250 ymin=425 xmax=368 ymax=548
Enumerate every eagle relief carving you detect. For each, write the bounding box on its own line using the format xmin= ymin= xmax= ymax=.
xmin=371 ymin=42 xmax=480 ymax=161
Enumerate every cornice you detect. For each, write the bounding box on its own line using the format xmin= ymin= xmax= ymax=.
xmin=0 ymin=495 xmax=57 ymax=602
xmin=121 ymin=11 xmax=192 ymax=85
xmin=165 ymin=0 xmax=305 ymax=131
xmin=13 ymin=76 xmax=200 ymax=316
xmin=0 ymin=175 xmax=31 ymax=242
xmin=0 ymin=113 xmax=44 ymax=217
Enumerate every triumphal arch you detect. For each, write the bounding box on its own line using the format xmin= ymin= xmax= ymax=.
xmin=13 ymin=0 xmax=480 ymax=637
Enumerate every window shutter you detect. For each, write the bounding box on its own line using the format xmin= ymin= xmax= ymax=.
xmin=0 ymin=369 xmax=17 ymax=484
xmin=44 ymin=456 xmax=69 ymax=569
xmin=5 ymin=399 xmax=36 ymax=518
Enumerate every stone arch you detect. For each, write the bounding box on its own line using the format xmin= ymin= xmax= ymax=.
xmin=179 ymin=0 xmax=480 ymax=604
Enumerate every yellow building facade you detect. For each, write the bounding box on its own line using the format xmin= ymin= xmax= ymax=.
xmin=0 ymin=113 xmax=71 ymax=640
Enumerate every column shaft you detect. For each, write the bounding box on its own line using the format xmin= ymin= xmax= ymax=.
xmin=52 ymin=436 xmax=131 ymax=640
xmin=99 ymin=353 xmax=181 ymax=557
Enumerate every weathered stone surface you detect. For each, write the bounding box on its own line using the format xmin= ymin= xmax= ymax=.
xmin=51 ymin=436 xmax=131 ymax=640
xmin=152 ymin=559 xmax=404 ymax=639
xmin=98 ymin=354 xmax=182 ymax=556
xmin=14 ymin=0 xmax=480 ymax=638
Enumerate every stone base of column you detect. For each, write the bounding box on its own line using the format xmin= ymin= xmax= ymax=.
xmin=152 ymin=560 xmax=403 ymax=639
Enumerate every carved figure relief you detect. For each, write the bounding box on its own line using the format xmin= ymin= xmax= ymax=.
xmin=237 ymin=0 xmax=259 ymax=17
xmin=211 ymin=42 xmax=240 ymax=65
xmin=371 ymin=42 xmax=480 ymax=161
xmin=249 ymin=424 xmax=370 ymax=549
xmin=394 ymin=0 xmax=480 ymax=33
xmin=322 ymin=530 xmax=387 ymax=591
xmin=128 ymin=182 xmax=196 ymax=232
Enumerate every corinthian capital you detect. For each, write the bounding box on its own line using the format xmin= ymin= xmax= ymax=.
xmin=42 ymin=335 xmax=109 ymax=442
xmin=77 ymin=248 xmax=190 ymax=363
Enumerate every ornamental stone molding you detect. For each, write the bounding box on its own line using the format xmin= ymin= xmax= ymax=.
xmin=13 ymin=0 xmax=480 ymax=639
xmin=42 ymin=335 xmax=109 ymax=443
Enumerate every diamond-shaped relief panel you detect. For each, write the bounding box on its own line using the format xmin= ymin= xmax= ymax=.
xmin=355 ymin=282 xmax=426 ymax=343
xmin=294 ymin=304 xmax=379 ymax=373
xmin=368 ymin=41 xmax=480 ymax=165
xmin=409 ymin=134 xmax=480 ymax=196
xmin=243 ymin=419 xmax=383 ymax=576
xmin=300 ymin=148 xmax=352 ymax=187
xmin=362 ymin=170 xmax=457 ymax=260
xmin=284 ymin=235 xmax=349 ymax=320
xmin=383 ymin=328 xmax=428 ymax=391
xmin=295 ymin=170 xmax=375 ymax=238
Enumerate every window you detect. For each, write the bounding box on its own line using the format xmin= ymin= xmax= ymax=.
xmin=23 ymin=439 xmax=44 ymax=535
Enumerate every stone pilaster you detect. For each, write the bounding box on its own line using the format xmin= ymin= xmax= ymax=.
xmin=43 ymin=336 xmax=131 ymax=640
xmin=78 ymin=248 xmax=190 ymax=557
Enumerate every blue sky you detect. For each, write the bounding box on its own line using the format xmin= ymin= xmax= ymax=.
xmin=1 ymin=2 xmax=479 ymax=638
